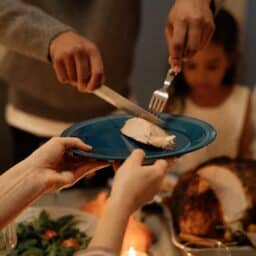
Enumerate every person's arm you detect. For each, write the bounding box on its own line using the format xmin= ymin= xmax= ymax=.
xmin=87 ymin=197 xmax=130 ymax=253
xmin=0 ymin=0 xmax=73 ymax=62
xmin=0 ymin=137 xmax=109 ymax=229
xmin=0 ymin=1 xmax=104 ymax=91
xmin=75 ymin=150 xmax=170 ymax=255
xmin=166 ymin=0 xmax=214 ymax=71
xmin=239 ymin=94 xmax=253 ymax=159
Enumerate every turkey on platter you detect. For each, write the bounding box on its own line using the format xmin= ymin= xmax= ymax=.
xmin=167 ymin=157 xmax=256 ymax=238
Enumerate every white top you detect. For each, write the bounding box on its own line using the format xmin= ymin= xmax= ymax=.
xmin=174 ymin=85 xmax=250 ymax=173
xmin=6 ymin=104 xmax=73 ymax=137
xmin=251 ymin=88 xmax=256 ymax=159
xmin=6 ymin=99 xmax=134 ymax=137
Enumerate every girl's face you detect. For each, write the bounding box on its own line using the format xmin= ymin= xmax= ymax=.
xmin=183 ymin=43 xmax=230 ymax=95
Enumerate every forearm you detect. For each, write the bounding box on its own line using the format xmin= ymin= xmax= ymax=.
xmin=0 ymin=0 xmax=73 ymax=62
xmin=0 ymin=166 xmax=46 ymax=229
xmin=88 ymin=197 xmax=131 ymax=253
xmin=176 ymin=0 xmax=211 ymax=4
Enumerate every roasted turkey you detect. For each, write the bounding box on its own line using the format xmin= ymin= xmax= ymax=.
xmin=167 ymin=157 xmax=256 ymax=237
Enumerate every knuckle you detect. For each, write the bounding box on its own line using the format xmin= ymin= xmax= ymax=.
xmin=55 ymin=57 xmax=64 ymax=66
xmin=173 ymin=42 xmax=183 ymax=52
xmin=187 ymin=16 xmax=200 ymax=26
xmin=65 ymin=51 xmax=73 ymax=60
xmin=92 ymin=69 xmax=104 ymax=78
xmin=203 ymin=18 xmax=215 ymax=31
xmin=88 ymin=45 xmax=100 ymax=56
xmin=178 ymin=17 xmax=188 ymax=25
xmin=208 ymin=21 xmax=215 ymax=31
xmin=155 ymin=163 xmax=165 ymax=173
xmin=193 ymin=16 xmax=203 ymax=25
xmin=155 ymin=160 xmax=168 ymax=172
xmin=58 ymin=51 xmax=71 ymax=61
xmin=73 ymin=45 xmax=84 ymax=56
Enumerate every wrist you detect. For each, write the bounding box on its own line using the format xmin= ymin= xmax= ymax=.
xmin=176 ymin=0 xmax=212 ymax=5
xmin=107 ymin=195 xmax=133 ymax=219
xmin=25 ymin=167 xmax=49 ymax=196
xmin=176 ymin=0 xmax=211 ymax=2
xmin=0 ymin=167 xmax=47 ymax=228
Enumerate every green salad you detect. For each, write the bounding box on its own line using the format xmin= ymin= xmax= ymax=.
xmin=8 ymin=210 xmax=91 ymax=256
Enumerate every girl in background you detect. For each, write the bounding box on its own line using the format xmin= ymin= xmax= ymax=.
xmin=168 ymin=9 xmax=252 ymax=173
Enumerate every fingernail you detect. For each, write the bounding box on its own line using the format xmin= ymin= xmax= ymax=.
xmin=173 ymin=65 xmax=181 ymax=73
xmin=86 ymin=145 xmax=93 ymax=150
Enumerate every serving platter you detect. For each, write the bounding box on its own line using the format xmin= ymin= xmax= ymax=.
xmin=163 ymin=207 xmax=256 ymax=256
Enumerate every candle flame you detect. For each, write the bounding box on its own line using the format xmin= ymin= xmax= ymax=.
xmin=128 ymin=246 xmax=136 ymax=256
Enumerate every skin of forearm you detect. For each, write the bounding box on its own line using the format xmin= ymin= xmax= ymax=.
xmin=176 ymin=0 xmax=211 ymax=5
xmin=0 ymin=158 xmax=31 ymax=182
xmin=0 ymin=167 xmax=46 ymax=229
xmin=0 ymin=157 xmax=40 ymax=197
xmin=88 ymin=197 xmax=131 ymax=253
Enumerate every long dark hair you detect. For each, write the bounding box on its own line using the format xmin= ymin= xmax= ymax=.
xmin=170 ymin=9 xmax=240 ymax=112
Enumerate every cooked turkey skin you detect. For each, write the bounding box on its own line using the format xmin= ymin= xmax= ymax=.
xmin=167 ymin=157 xmax=256 ymax=237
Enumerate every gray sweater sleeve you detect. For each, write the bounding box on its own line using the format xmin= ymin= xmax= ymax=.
xmin=214 ymin=0 xmax=226 ymax=13
xmin=0 ymin=0 xmax=73 ymax=62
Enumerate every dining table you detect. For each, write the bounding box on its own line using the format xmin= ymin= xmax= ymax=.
xmin=17 ymin=187 xmax=255 ymax=256
xmin=32 ymin=187 xmax=180 ymax=256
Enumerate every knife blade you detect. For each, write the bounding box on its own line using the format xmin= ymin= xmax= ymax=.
xmin=93 ymin=85 xmax=164 ymax=126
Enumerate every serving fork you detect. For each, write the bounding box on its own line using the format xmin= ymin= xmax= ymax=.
xmin=148 ymin=68 xmax=178 ymax=114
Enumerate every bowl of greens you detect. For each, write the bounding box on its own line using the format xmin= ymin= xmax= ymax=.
xmin=9 ymin=206 xmax=97 ymax=256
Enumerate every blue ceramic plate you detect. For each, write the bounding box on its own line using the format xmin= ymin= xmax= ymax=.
xmin=61 ymin=114 xmax=216 ymax=161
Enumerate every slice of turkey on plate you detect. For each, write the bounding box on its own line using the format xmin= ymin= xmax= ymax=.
xmin=121 ymin=117 xmax=175 ymax=149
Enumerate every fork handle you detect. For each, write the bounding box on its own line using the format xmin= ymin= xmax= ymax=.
xmin=163 ymin=68 xmax=177 ymax=90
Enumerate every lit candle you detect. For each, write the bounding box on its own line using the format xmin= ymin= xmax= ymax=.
xmin=121 ymin=247 xmax=148 ymax=256
xmin=128 ymin=247 xmax=137 ymax=256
